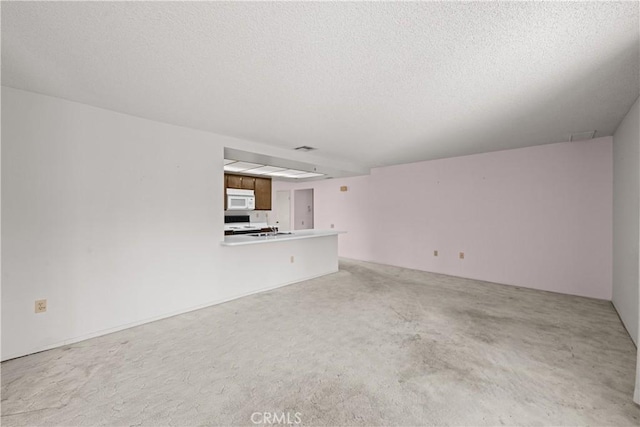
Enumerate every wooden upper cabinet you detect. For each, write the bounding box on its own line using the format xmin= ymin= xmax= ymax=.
xmin=240 ymin=176 xmax=255 ymax=190
xmin=226 ymin=174 xmax=243 ymax=189
xmin=227 ymin=174 xmax=256 ymax=190
xmin=254 ymin=177 xmax=272 ymax=210
xmin=224 ymin=173 xmax=272 ymax=210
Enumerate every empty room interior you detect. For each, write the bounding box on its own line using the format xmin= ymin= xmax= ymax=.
xmin=2 ymin=2 xmax=640 ymax=426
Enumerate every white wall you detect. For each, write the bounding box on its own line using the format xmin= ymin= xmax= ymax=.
xmin=1 ymin=87 xmax=338 ymax=360
xmin=1 ymin=86 xmax=623 ymax=360
xmin=613 ymin=96 xmax=640 ymax=345
xmin=275 ymin=138 xmax=613 ymax=300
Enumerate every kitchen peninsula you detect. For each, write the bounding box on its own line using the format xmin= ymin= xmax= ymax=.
xmin=219 ymin=229 xmax=344 ymax=298
xmin=222 ymin=229 xmax=343 ymax=246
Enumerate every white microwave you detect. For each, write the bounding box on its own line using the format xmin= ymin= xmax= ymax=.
xmin=227 ymin=188 xmax=255 ymax=210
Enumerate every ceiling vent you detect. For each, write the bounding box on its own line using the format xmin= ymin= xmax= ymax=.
xmin=570 ymin=130 xmax=597 ymax=142
xmin=294 ymin=146 xmax=317 ymax=152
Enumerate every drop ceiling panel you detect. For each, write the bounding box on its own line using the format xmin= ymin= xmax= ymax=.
xmin=223 ymin=162 xmax=263 ymax=172
xmin=242 ymin=166 xmax=287 ymax=175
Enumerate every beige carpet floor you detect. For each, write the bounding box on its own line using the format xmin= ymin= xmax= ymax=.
xmin=2 ymin=259 xmax=639 ymax=426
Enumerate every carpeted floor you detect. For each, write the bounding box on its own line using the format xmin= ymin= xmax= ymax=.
xmin=2 ymin=259 xmax=639 ymax=426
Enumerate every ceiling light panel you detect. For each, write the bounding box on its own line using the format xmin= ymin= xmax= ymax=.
xmin=268 ymin=169 xmax=308 ymax=177
xmin=290 ymin=172 xmax=325 ymax=178
xmin=224 ymin=161 xmax=263 ymax=172
xmin=244 ymin=166 xmax=287 ymax=175
xmin=223 ymin=157 xmax=325 ymax=179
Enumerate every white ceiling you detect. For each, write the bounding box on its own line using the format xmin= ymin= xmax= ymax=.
xmin=2 ymin=1 xmax=638 ymax=170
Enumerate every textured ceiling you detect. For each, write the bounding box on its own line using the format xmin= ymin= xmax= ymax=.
xmin=2 ymin=1 xmax=639 ymax=169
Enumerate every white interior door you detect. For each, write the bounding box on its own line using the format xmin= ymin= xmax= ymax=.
xmin=294 ymin=189 xmax=314 ymax=230
xmin=275 ymin=190 xmax=291 ymax=231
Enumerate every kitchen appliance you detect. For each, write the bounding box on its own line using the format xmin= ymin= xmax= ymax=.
xmin=224 ymin=215 xmax=267 ymax=235
xmin=226 ymin=189 xmax=255 ymax=210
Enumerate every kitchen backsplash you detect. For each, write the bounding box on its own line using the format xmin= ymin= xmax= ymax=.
xmin=250 ymin=211 xmax=270 ymax=223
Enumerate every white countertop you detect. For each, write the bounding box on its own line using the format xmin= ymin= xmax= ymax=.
xmin=221 ymin=229 xmax=344 ymax=246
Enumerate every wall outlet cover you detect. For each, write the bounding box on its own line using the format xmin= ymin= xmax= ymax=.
xmin=35 ymin=299 xmax=47 ymax=313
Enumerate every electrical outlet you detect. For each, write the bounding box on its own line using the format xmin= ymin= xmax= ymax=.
xmin=459 ymin=252 xmax=465 ymax=260
xmin=35 ymin=299 xmax=47 ymax=313
xmin=290 ymin=256 xmax=295 ymax=263
xmin=331 ymin=224 xmax=335 ymax=228
xmin=434 ymin=250 xmax=438 ymax=256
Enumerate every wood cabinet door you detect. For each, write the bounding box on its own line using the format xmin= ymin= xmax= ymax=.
xmin=254 ymin=177 xmax=272 ymax=210
xmin=240 ymin=176 xmax=255 ymax=190
xmin=226 ymin=174 xmax=243 ymax=189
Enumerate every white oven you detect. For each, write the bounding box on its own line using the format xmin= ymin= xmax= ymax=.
xmin=226 ymin=189 xmax=255 ymax=210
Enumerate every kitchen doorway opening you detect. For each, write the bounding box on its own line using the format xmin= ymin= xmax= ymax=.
xmin=294 ymin=189 xmax=314 ymax=230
